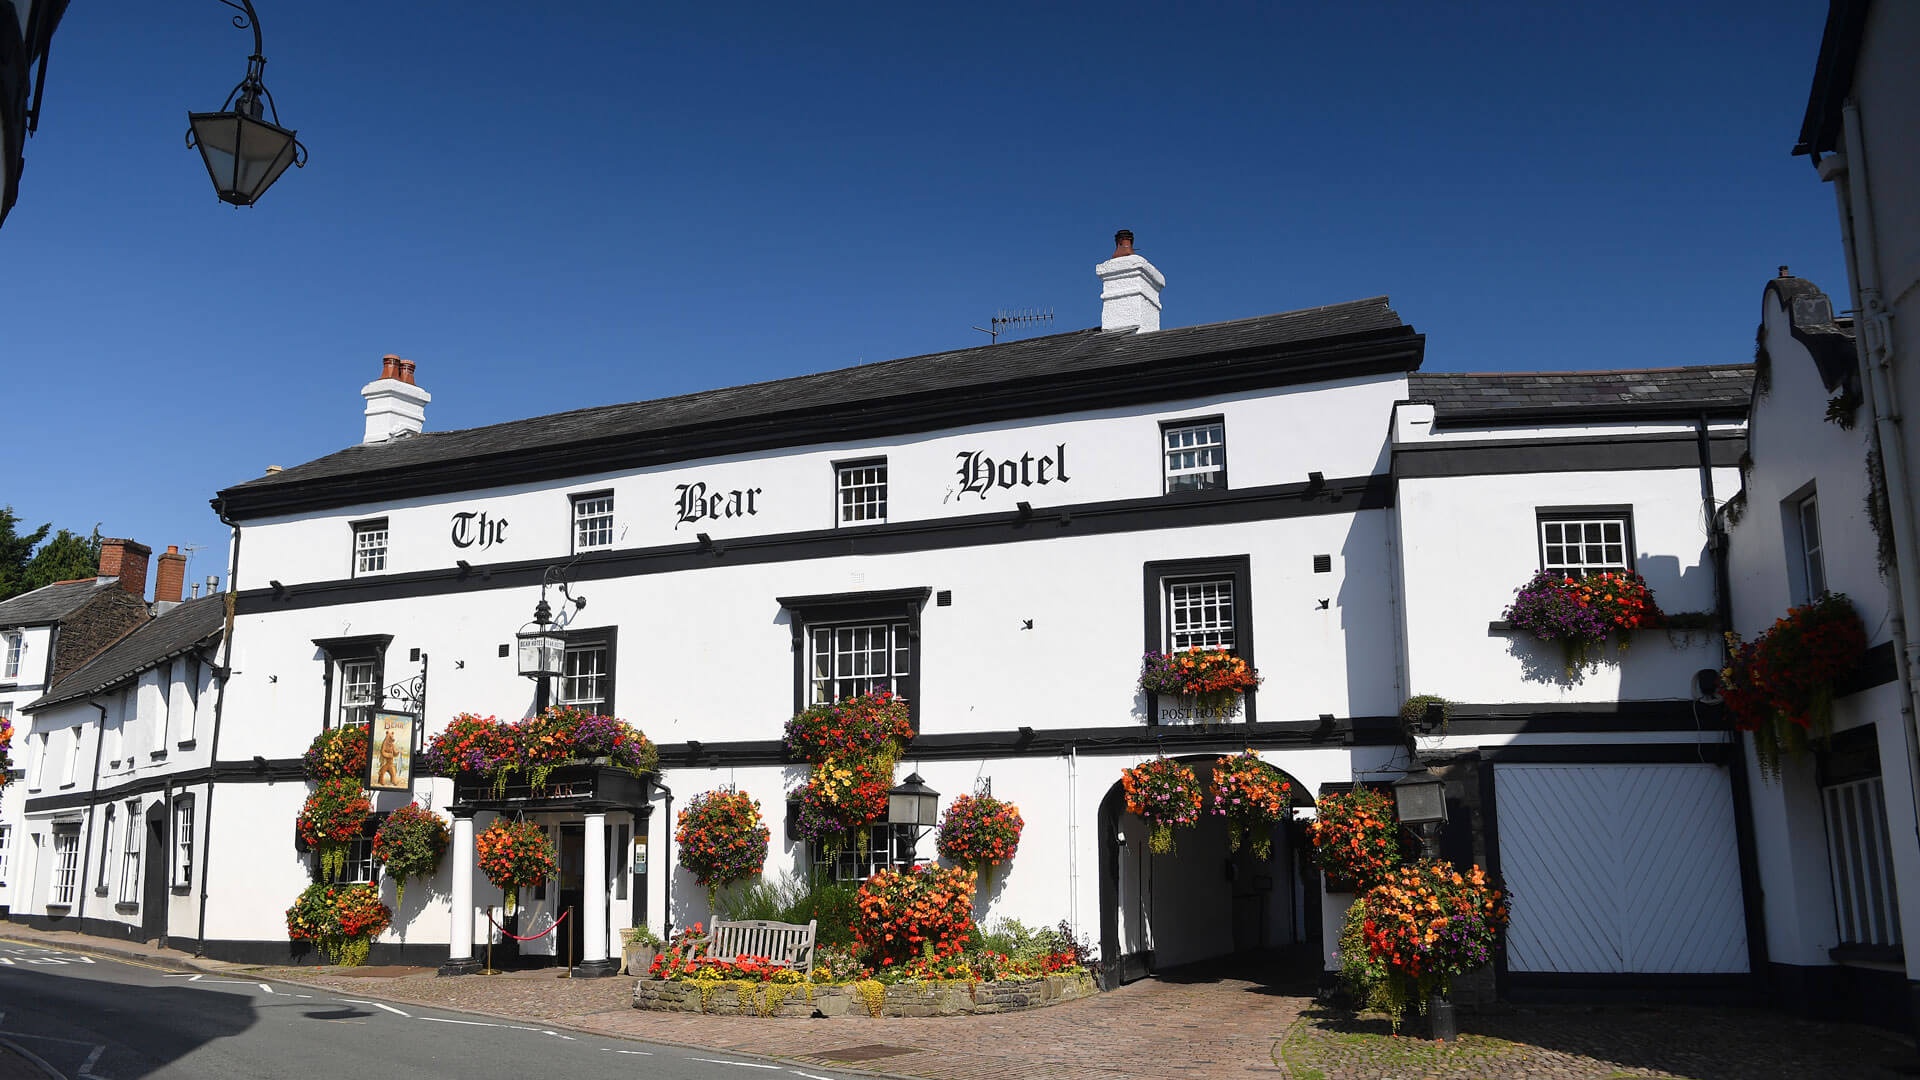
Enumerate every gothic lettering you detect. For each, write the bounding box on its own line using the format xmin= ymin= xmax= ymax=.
xmin=951 ymin=443 xmax=1072 ymax=501
xmin=450 ymin=511 xmax=509 ymax=549
xmin=674 ymin=482 xmax=765 ymax=529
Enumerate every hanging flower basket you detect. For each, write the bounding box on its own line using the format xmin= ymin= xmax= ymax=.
xmin=1208 ymin=750 xmax=1292 ymax=861
xmin=303 ymin=723 xmax=370 ymax=781
xmin=475 ymin=818 xmax=558 ymax=914
xmin=421 ymin=713 xmax=516 ymax=787
xmin=1138 ymin=648 xmax=1260 ymax=717
xmin=1120 ymin=757 xmax=1203 ymax=855
xmin=423 ymin=709 xmax=658 ymax=794
xmin=0 ymin=714 xmax=14 ymax=791
xmin=1724 ymin=593 xmax=1868 ymax=779
xmin=296 ymin=777 xmax=372 ymax=881
xmin=675 ymin=788 xmax=771 ymax=912
xmin=1307 ymin=787 xmax=1401 ymax=891
xmin=370 ymin=803 xmax=449 ymax=910
xmin=1503 ymin=570 xmax=1663 ymax=673
xmin=286 ymin=881 xmax=393 ymax=967
xmin=936 ymin=793 xmax=1024 ymax=889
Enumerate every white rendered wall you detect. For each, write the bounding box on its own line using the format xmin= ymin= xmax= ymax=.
xmin=231 ymin=375 xmax=1404 ymax=590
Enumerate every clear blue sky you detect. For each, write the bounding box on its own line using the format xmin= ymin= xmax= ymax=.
xmin=5 ymin=1 xmax=1849 ymax=588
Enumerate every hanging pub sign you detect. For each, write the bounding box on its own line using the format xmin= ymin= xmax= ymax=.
xmin=367 ymin=710 xmax=418 ymax=791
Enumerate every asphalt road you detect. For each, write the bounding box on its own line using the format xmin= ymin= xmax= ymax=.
xmin=0 ymin=942 xmax=863 ymax=1080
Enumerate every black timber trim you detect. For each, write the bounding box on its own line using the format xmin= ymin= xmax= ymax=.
xmin=559 ymin=625 xmax=618 ymax=717
xmin=218 ymin=332 xmax=1424 ymax=519
xmin=1481 ymin=742 xmax=1731 ymax=765
xmin=1839 ymin=639 xmax=1900 ymax=697
xmin=1792 ymin=0 xmax=1867 ymax=159
xmin=1503 ymin=971 xmax=1756 ymax=1005
xmin=1393 ymin=431 xmax=1744 ymax=479
xmin=24 ymin=759 xmax=305 ymax=812
xmin=1141 ymin=554 xmax=1256 ymax=724
xmin=235 ymin=474 xmax=1393 ymax=614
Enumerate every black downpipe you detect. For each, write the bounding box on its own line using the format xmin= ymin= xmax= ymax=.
xmin=650 ymin=779 xmax=673 ymax=938
xmin=196 ymin=500 xmax=242 ymax=954
xmin=75 ymin=701 xmax=109 ymax=919
xmin=1698 ymin=415 xmax=1771 ymax=991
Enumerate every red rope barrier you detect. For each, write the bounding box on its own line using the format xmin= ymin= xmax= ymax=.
xmin=485 ymin=907 xmax=570 ymax=941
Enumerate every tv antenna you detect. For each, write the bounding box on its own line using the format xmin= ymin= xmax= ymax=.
xmin=973 ymin=307 xmax=1053 ymax=344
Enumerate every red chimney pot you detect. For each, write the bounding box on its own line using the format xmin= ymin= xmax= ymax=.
xmin=397 ymin=359 xmax=417 ymax=385
xmin=380 ymin=355 xmax=401 ymax=381
xmin=1112 ymin=229 xmax=1135 ymax=258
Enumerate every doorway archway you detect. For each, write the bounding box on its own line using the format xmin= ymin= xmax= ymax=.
xmin=1096 ymin=754 xmax=1318 ymax=985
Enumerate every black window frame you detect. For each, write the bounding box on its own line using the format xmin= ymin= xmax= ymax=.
xmin=1141 ymin=555 xmax=1255 ymax=724
xmin=1159 ymin=415 xmax=1229 ymax=495
xmin=777 ymin=587 xmax=930 ymax=731
xmin=557 ymin=625 xmax=618 ymax=716
xmin=313 ymin=634 xmax=393 ymax=733
xmin=570 ymin=489 xmax=617 ymax=555
xmin=1535 ymin=505 xmax=1636 ymax=577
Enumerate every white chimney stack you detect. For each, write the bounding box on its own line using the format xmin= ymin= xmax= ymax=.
xmin=1096 ymin=229 xmax=1165 ymax=333
xmin=362 ymin=354 xmax=431 ymax=444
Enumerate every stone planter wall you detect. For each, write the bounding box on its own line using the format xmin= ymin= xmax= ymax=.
xmin=633 ymin=972 xmax=1098 ymax=1019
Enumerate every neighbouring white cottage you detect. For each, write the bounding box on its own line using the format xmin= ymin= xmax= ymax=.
xmin=3 ymin=234 xmax=1802 ymax=1016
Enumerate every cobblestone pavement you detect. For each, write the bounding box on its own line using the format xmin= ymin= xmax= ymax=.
xmin=2 ymin=925 xmax=1914 ymax=1080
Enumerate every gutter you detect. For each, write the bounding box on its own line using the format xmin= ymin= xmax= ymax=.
xmin=195 ymin=499 xmax=242 ymax=955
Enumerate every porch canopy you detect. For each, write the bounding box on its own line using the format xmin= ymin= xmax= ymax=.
xmin=443 ymin=764 xmax=651 ymax=976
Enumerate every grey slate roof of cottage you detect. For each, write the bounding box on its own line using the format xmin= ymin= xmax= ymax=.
xmin=218 ymin=297 xmax=1415 ymax=513
xmin=30 ymin=594 xmax=225 ymax=712
xmin=0 ymin=578 xmax=118 ymax=628
xmin=1407 ymin=365 xmax=1756 ymax=426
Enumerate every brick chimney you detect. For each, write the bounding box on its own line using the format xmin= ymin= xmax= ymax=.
xmin=97 ymin=539 xmax=152 ymax=598
xmin=362 ymin=354 xmax=432 ymax=444
xmin=1096 ymin=229 xmax=1166 ymax=333
xmin=155 ymin=545 xmax=187 ymax=607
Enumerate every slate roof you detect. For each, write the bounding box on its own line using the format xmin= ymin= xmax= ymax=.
xmin=0 ymin=578 xmax=117 ymax=628
xmin=30 ymin=595 xmax=225 ymax=712
xmin=1407 ymin=365 xmax=1756 ymax=426
xmin=217 ymin=297 xmax=1417 ymax=516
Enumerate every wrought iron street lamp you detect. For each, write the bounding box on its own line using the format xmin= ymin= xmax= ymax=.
xmin=1392 ymin=765 xmax=1448 ymax=861
xmin=516 ymin=597 xmax=565 ymax=682
xmin=186 ymin=0 xmax=305 ymax=206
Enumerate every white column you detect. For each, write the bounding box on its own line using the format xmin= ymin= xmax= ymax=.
xmin=583 ymin=811 xmax=609 ymax=968
xmin=447 ymin=813 xmax=476 ymax=966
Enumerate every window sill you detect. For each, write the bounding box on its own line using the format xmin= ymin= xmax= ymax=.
xmin=115 ymin=902 xmax=139 ymax=914
xmin=45 ymin=904 xmax=70 ymax=914
xmin=171 ymin=884 xmax=192 ymax=896
xmin=176 ymin=739 xmax=197 ymax=751
xmin=58 ymin=782 xmax=76 ymax=790
xmin=94 ymin=886 xmax=109 ymax=897
xmin=1831 ymin=943 xmax=1904 ymax=969
xmin=149 ymin=750 xmax=168 ymax=761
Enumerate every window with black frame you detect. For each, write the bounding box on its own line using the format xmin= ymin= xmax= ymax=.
xmin=778 ymin=588 xmax=928 ymax=726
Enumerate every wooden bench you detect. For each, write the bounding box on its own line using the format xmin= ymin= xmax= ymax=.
xmin=686 ymin=919 xmax=817 ymax=974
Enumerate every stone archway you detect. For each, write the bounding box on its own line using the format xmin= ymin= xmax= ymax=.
xmin=1096 ymin=754 xmax=1318 ymax=986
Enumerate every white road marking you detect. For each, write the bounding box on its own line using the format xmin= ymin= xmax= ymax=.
xmin=689 ymin=1059 xmax=782 ymax=1070
xmin=372 ymin=1003 xmax=409 ymax=1017
xmin=259 ymin=983 xmax=275 ymax=994
xmin=77 ymin=1043 xmax=106 ymax=1078
xmin=790 ymin=1072 xmax=840 ymax=1080
xmin=420 ymin=1016 xmax=499 ymax=1027
xmin=602 ymin=1048 xmax=653 ymax=1056
xmin=540 ymin=1030 xmax=575 ymax=1040
xmin=161 ymin=974 xmax=203 ymax=981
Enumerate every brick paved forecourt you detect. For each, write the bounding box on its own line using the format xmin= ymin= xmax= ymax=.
xmin=2 ymin=925 xmax=1916 ymax=1079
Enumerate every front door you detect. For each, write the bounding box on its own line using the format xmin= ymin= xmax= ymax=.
xmin=141 ymin=804 xmax=167 ymax=943
xmin=557 ymin=823 xmax=584 ymax=970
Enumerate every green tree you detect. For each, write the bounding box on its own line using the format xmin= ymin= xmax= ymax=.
xmin=0 ymin=507 xmax=52 ymax=602
xmin=0 ymin=510 xmax=104 ymax=603
xmin=23 ymin=528 xmax=103 ymax=593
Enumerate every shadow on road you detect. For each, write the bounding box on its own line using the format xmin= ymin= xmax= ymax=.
xmin=0 ymin=966 xmax=259 ymax=1079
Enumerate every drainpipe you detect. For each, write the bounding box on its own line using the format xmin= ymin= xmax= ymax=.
xmin=195 ymin=500 xmax=243 ymax=956
xmin=76 ymin=701 xmax=109 ymax=921
xmin=650 ymin=778 xmax=673 ymax=939
xmin=1067 ymin=744 xmax=1080 ymax=937
xmin=1699 ymin=415 xmax=1770 ymax=986
xmin=1827 ymin=103 xmax=1920 ymax=852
